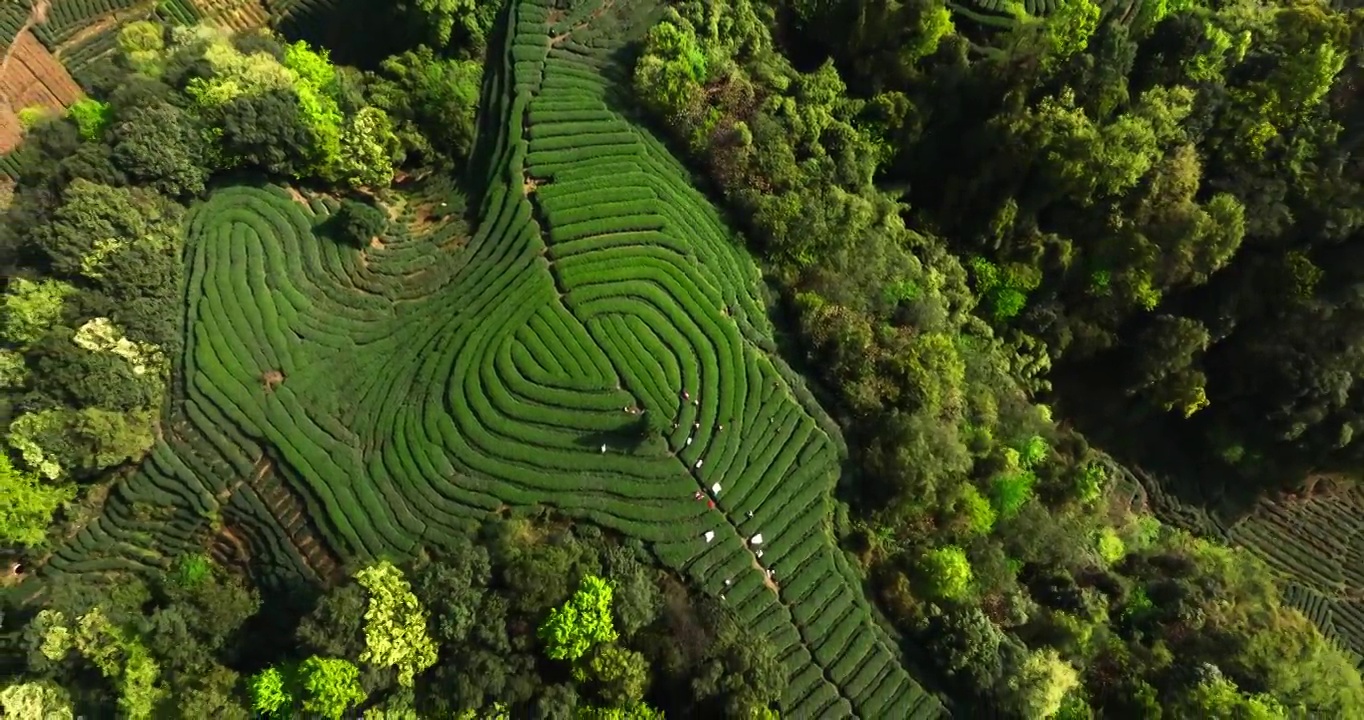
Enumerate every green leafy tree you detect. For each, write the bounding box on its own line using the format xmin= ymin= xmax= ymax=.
xmin=68 ymin=99 xmax=112 ymax=141
xmin=185 ymin=31 xmax=296 ymax=107
xmin=283 ymin=39 xmax=339 ymax=94
xmin=28 ymin=180 xmax=184 ymax=335
xmin=0 ymin=349 xmax=27 ymax=389
xmin=16 ymin=106 xmax=56 ymax=131
xmin=281 ymin=41 xmax=346 ymax=181
xmin=248 ymin=667 xmax=293 ymax=717
xmin=1001 ymin=648 xmax=1080 ymax=719
xmin=297 ymin=582 xmax=369 ymax=661
xmin=66 ymin=608 xmax=167 ymax=718
xmin=576 ymin=704 xmax=665 ymax=720
xmin=118 ymin=21 xmax=165 ymax=75
xmin=354 ymin=560 xmax=439 ymax=687
xmin=403 ymin=0 xmax=500 ymax=52
xmin=337 ymin=107 xmax=402 ymax=188
xmin=691 ymin=613 xmax=785 ymax=717
xmin=919 ymin=546 xmax=973 ymax=600
xmin=0 ymin=452 xmax=75 ymax=547
xmin=0 ymin=681 xmax=74 ymax=720
xmin=298 ymin=657 xmax=367 ymax=720
xmin=633 ymin=15 xmax=709 ymax=134
xmin=1176 ymin=667 xmax=1286 ymax=719
xmin=7 ymin=407 xmax=157 ymax=480
xmin=110 ymin=102 xmax=210 ymax=198
xmin=586 ymin=645 xmax=649 ymax=707
xmin=332 ymin=199 xmax=389 ymax=246
xmin=1 ymin=278 xmax=75 ymax=348
xmin=409 ymin=539 xmax=493 ymax=646
xmin=1044 ymin=0 xmax=1100 ymax=66
xmin=953 ymin=484 xmax=997 ymax=537
xmin=367 ymin=48 xmax=483 ymax=165
xmin=1129 ymin=315 xmax=1212 ymax=418
xmin=604 ymin=554 xmax=661 ymax=638
xmin=925 ymin=606 xmax=1005 ymax=690
xmin=211 ymin=89 xmax=316 ymax=177
xmin=172 ymin=554 xmax=213 ymax=588
xmin=538 ymin=575 xmax=619 ymax=662
xmin=991 ymin=470 xmax=1036 ymax=519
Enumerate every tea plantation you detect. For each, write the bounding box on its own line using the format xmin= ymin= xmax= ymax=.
xmin=35 ymin=0 xmax=944 ymax=715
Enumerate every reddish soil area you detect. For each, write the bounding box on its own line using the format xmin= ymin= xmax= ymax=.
xmin=0 ymin=29 xmax=82 ymax=152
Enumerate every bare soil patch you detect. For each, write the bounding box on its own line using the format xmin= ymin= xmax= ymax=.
xmin=408 ymin=201 xmax=442 ymax=235
xmin=0 ymin=30 xmax=81 ymax=152
xmin=0 ymin=107 xmax=19 ymax=152
xmin=285 ymin=186 xmax=310 ymax=206
xmin=262 ymin=369 xmax=285 ymax=393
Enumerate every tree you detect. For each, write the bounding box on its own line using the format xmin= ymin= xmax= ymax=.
xmin=1044 ymin=0 xmax=1101 ymax=67
xmin=924 ymin=606 xmax=1005 ymax=690
xmin=211 ymin=89 xmax=316 ymax=177
xmin=367 ymin=48 xmax=483 ymax=165
xmin=1 ymin=278 xmax=75 ymax=348
xmin=586 ymin=645 xmax=649 ymax=707
xmin=29 ymin=326 xmax=164 ymax=412
xmin=633 ymin=16 xmax=709 ymax=130
xmin=281 ymin=41 xmax=347 ymax=181
xmin=402 ymin=0 xmax=500 ymax=52
xmin=1129 ymin=315 xmax=1212 ymax=418
xmin=332 ymin=199 xmax=389 ymax=246
xmin=1000 ymin=648 xmax=1081 ymax=719
xmin=173 ymin=663 xmax=250 ymax=720
xmin=918 ymin=545 xmax=973 ymax=600
xmin=0 ymin=681 xmax=74 ymax=720
xmin=298 ymin=657 xmax=367 ymax=720
xmin=410 ymin=540 xmax=493 ymax=646
xmin=538 ymin=575 xmax=619 ymax=662
xmin=1175 ymin=666 xmax=1287 ymax=719
xmin=354 ymin=560 xmax=439 ymax=687
xmin=110 ymin=102 xmax=210 ymax=198
xmin=950 ymin=484 xmax=997 ymax=537
xmin=7 ymin=407 xmax=157 ymax=480
xmin=68 ymin=99 xmax=112 ymax=141
xmin=0 ymin=349 xmax=27 ymax=389
xmin=338 ymin=108 xmax=402 ymax=188
xmin=118 ymin=21 xmax=165 ymax=75
xmin=605 ymin=555 xmax=661 ymax=638
xmin=30 ymin=179 xmax=182 ymax=291
xmin=247 ymin=667 xmax=292 ymax=717
xmin=185 ymin=30 xmax=297 ymax=107
xmin=59 ymin=607 xmax=167 ymax=718
xmin=691 ymin=615 xmax=785 ymax=718
xmin=576 ymin=704 xmax=666 ymax=719
xmin=298 ymin=582 xmax=369 ymax=660
xmin=0 ymin=452 xmax=75 ymax=547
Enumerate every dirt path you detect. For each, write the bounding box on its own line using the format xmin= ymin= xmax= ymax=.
xmin=550 ymin=0 xmax=615 ymax=46
xmin=53 ymin=0 xmax=158 ymax=57
xmin=56 ymin=11 xmax=125 ymax=56
xmin=0 ymin=0 xmax=51 ymax=74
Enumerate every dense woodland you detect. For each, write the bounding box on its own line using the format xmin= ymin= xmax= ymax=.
xmin=3 ymin=0 xmax=1364 ymax=716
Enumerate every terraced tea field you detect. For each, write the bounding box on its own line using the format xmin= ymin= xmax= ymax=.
xmin=1139 ymin=468 xmax=1364 ymax=668
xmin=33 ymin=0 xmax=946 ymax=714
